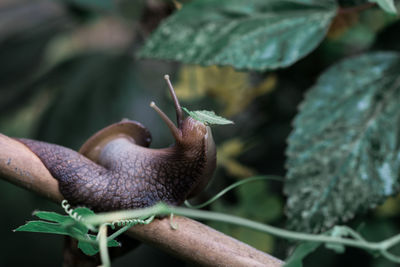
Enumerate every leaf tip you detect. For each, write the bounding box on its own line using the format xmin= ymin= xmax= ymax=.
xmin=32 ymin=210 xmax=40 ymax=216
xmin=183 ymin=107 xmax=234 ymax=125
xmin=13 ymin=225 xmax=23 ymax=232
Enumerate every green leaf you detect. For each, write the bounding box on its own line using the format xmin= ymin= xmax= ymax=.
xmin=182 ymin=107 xmax=234 ymax=125
xmin=69 ymin=207 xmax=95 ymax=233
xmin=15 ymin=219 xmax=89 ymax=237
xmin=73 ymin=207 xmax=96 ymax=217
xmin=33 ymin=207 xmax=94 ymax=235
xmin=139 ymin=0 xmax=337 ymax=71
xmin=369 ymin=0 xmax=397 ymax=14
xmin=78 ymin=240 xmax=99 ymax=256
xmin=16 ymin=208 xmax=94 ymax=237
xmin=16 ymin=206 xmax=119 ymax=257
xmin=78 ymin=235 xmax=120 ymax=256
xmin=15 ymin=221 xmax=70 ymax=235
xmin=285 ymin=52 xmax=400 ymax=232
xmin=33 ymin=211 xmax=72 ymax=223
xmin=284 ymin=242 xmax=321 ymax=267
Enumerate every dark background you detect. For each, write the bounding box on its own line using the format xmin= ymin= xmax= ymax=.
xmin=0 ymin=0 xmax=399 ymax=266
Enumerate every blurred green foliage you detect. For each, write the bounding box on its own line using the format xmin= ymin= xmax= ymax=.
xmin=1 ymin=0 xmax=400 ymax=266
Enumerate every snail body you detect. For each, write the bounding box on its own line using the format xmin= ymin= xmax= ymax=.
xmin=18 ymin=75 xmax=216 ymax=211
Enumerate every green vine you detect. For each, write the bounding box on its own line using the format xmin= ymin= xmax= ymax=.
xmin=184 ymin=175 xmax=283 ymax=209
xmin=16 ymin=176 xmax=400 ymax=266
xmin=83 ymin=203 xmax=400 ymax=265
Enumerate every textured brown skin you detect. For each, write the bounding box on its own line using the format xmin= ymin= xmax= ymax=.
xmin=17 ymin=117 xmax=215 ymax=212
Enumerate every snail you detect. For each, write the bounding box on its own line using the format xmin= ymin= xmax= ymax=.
xmin=17 ymin=75 xmax=216 ymax=212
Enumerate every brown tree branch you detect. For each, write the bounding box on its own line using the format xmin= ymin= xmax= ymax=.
xmin=338 ymin=3 xmax=375 ymax=15
xmin=0 ymin=133 xmax=283 ymax=266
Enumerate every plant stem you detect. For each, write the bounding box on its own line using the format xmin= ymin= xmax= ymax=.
xmin=169 ymin=206 xmax=382 ymax=250
xmin=381 ymin=233 xmax=400 ymax=250
xmin=98 ymin=224 xmax=110 ymax=267
xmin=185 ymin=175 xmax=282 ymax=209
xmin=107 ymin=224 xmax=133 ymax=242
xmin=83 ymin=203 xmax=398 ymax=254
xmin=381 ymin=249 xmax=400 ymax=263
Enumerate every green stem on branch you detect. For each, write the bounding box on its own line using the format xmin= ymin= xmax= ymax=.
xmin=98 ymin=224 xmax=110 ymax=267
xmin=83 ymin=203 xmax=400 ymax=255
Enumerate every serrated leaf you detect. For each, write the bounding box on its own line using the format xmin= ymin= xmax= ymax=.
xmin=139 ymin=0 xmax=337 ymax=71
xmin=78 ymin=235 xmax=120 ymax=256
xmin=285 ymin=52 xmax=400 ymax=232
xmin=284 ymin=242 xmax=321 ymax=267
xmin=182 ymin=107 xmax=234 ymax=125
xmin=369 ymin=0 xmax=397 ymax=14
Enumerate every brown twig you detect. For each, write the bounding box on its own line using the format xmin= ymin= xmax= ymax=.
xmin=0 ymin=133 xmax=283 ymax=267
xmin=338 ymin=3 xmax=375 ymax=15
